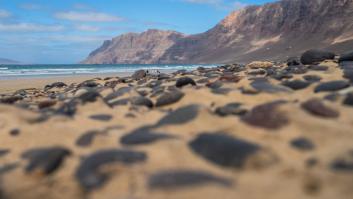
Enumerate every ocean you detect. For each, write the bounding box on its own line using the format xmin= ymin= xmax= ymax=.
xmin=0 ymin=64 xmax=218 ymax=79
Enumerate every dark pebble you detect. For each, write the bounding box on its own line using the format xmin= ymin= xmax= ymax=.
xmin=0 ymin=96 xmax=23 ymax=104
xmin=308 ymin=65 xmax=329 ymax=71
xmin=189 ymin=133 xmax=260 ymax=168
xmin=343 ymin=93 xmax=353 ymax=106
xmin=290 ymin=138 xmax=315 ymax=151
xmin=132 ymin=70 xmax=147 ymax=80
xmin=176 ymin=77 xmax=196 ymax=88
xmin=287 ymin=57 xmax=300 ymax=66
xmin=281 ymin=80 xmax=311 ymax=90
xmin=78 ymin=90 xmax=101 ymax=103
xmin=78 ymin=81 xmax=100 ymax=88
xmin=0 ymin=149 xmax=9 ymax=157
xmin=300 ymin=49 xmax=335 ymax=65
xmin=339 ymin=51 xmax=353 ymax=62
xmin=155 ymin=91 xmax=184 ymax=107
xmin=9 ymin=128 xmax=20 ymax=136
xmin=104 ymin=87 xmax=132 ymax=101
xmin=38 ymin=100 xmax=57 ymax=109
xmin=314 ymin=80 xmax=350 ymax=93
xmin=303 ymin=75 xmax=322 ymax=82
xmin=211 ymin=88 xmax=232 ymax=95
xmin=56 ymin=101 xmax=77 ymax=116
xmin=251 ymin=78 xmax=291 ymax=93
xmin=89 ymin=114 xmax=113 ymax=121
xmin=75 ymin=149 xmax=146 ymax=191
xmin=45 ymin=82 xmax=67 ymax=90
xmin=241 ymin=101 xmax=289 ymax=129
xmin=331 ymin=152 xmax=353 ymax=172
xmin=219 ymin=74 xmax=242 ymax=83
xmin=156 ymin=105 xmax=199 ymax=127
xmin=120 ymin=126 xmax=174 ymax=145
xmin=301 ymin=99 xmax=339 ymax=118
xmin=206 ymin=81 xmax=223 ymax=89
xmin=110 ymin=98 xmax=130 ymax=106
xmin=76 ymin=130 xmax=105 ymax=147
xmin=130 ymin=96 xmax=154 ymax=108
xmin=21 ymin=147 xmax=71 ymax=175
xmin=215 ymin=103 xmax=247 ymax=117
xmin=284 ymin=65 xmax=308 ymax=74
xmin=148 ymin=170 xmax=232 ymax=190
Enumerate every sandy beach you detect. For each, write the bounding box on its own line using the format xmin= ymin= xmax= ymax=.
xmin=0 ymin=59 xmax=353 ymax=199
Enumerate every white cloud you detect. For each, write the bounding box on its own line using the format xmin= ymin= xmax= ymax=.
xmin=0 ymin=23 xmax=65 ymax=32
xmin=75 ymin=24 xmax=100 ymax=32
xmin=54 ymin=11 xmax=123 ymax=22
xmin=0 ymin=9 xmax=11 ymax=18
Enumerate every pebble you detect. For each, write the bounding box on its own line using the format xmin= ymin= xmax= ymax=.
xmin=251 ymin=78 xmax=291 ymax=93
xmin=176 ymin=77 xmax=196 ymax=88
xmin=343 ymin=93 xmax=353 ymax=106
xmin=290 ymin=138 xmax=315 ymax=151
xmin=189 ymin=133 xmax=260 ymax=168
xmin=303 ymin=75 xmax=322 ymax=82
xmin=76 ymin=130 xmax=105 ymax=147
xmin=38 ymin=100 xmax=57 ymax=109
xmin=301 ymin=99 xmax=339 ymax=118
xmin=104 ymin=87 xmax=132 ymax=101
xmin=314 ymin=81 xmax=350 ymax=93
xmin=300 ymin=49 xmax=335 ymax=65
xmin=78 ymin=90 xmax=101 ymax=103
xmin=0 ymin=96 xmax=23 ymax=104
xmin=21 ymin=147 xmax=71 ymax=175
xmin=155 ymin=91 xmax=184 ymax=107
xmin=130 ymin=96 xmax=154 ymax=108
xmin=89 ymin=114 xmax=113 ymax=121
xmin=132 ymin=70 xmax=147 ymax=80
xmin=44 ymin=82 xmax=67 ymax=90
xmin=339 ymin=51 xmax=353 ymax=62
xmin=0 ymin=149 xmax=9 ymax=157
xmin=156 ymin=105 xmax=199 ymax=127
xmin=308 ymin=65 xmax=329 ymax=71
xmin=241 ymin=101 xmax=289 ymax=129
xmin=9 ymin=128 xmax=20 ymax=136
xmin=281 ymin=80 xmax=311 ymax=90
xmin=287 ymin=57 xmax=300 ymax=66
xmin=120 ymin=126 xmax=174 ymax=145
xmin=215 ymin=103 xmax=247 ymax=116
xmin=148 ymin=170 xmax=232 ymax=190
xmin=75 ymin=149 xmax=146 ymax=191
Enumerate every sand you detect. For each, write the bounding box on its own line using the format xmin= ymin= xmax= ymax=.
xmin=0 ymin=61 xmax=352 ymax=199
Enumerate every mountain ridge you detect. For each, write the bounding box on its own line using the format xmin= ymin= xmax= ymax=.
xmin=83 ymin=0 xmax=353 ymax=64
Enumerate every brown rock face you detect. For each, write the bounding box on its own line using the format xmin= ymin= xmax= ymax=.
xmin=83 ymin=0 xmax=353 ymax=64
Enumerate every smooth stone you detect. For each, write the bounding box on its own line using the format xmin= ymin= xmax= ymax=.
xmin=339 ymin=51 xmax=353 ymax=62
xmin=76 ymin=130 xmax=105 ymax=147
xmin=155 ymin=91 xmax=184 ymax=107
xmin=89 ymin=114 xmax=113 ymax=121
xmin=189 ymin=133 xmax=260 ymax=168
xmin=300 ymin=49 xmax=335 ymax=65
xmin=303 ymin=75 xmax=322 ymax=82
xmin=120 ymin=126 xmax=174 ymax=145
xmin=251 ymin=78 xmax=291 ymax=93
xmin=314 ymin=81 xmax=350 ymax=93
xmin=281 ymin=80 xmax=311 ymax=90
xmin=308 ymin=65 xmax=329 ymax=71
xmin=219 ymin=74 xmax=242 ymax=83
xmin=56 ymin=101 xmax=77 ymax=116
xmin=110 ymin=98 xmax=130 ymax=106
xmin=211 ymin=88 xmax=233 ymax=95
xmin=9 ymin=128 xmax=20 ymax=136
xmin=290 ymin=138 xmax=315 ymax=151
xmin=241 ymin=101 xmax=289 ymax=129
xmin=0 ymin=149 xmax=9 ymax=157
xmin=301 ymin=99 xmax=339 ymax=118
xmin=148 ymin=170 xmax=232 ymax=190
xmin=130 ymin=96 xmax=154 ymax=108
xmin=156 ymin=105 xmax=199 ymax=127
xmin=331 ymin=152 xmax=353 ymax=172
xmin=104 ymin=87 xmax=132 ymax=101
xmin=343 ymin=93 xmax=353 ymax=106
xmin=0 ymin=96 xmax=23 ymax=104
xmin=75 ymin=149 xmax=146 ymax=191
xmin=0 ymin=163 xmax=19 ymax=175
xmin=78 ymin=80 xmax=100 ymax=88
xmin=21 ymin=147 xmax=71 ymax=175
xmin=287 ymin=57 xmax=300 ymax=66
xmin=176 ymin=77 xmax=196 ymax=88
xmin=132 ymin=70 xmax=147 ymax=80
xmin=44 ymin=82 xmax=67 ymax=90
xmin=284 ymin=65 xmax=308 ymax=74
xmin=215 ymin=103 xmax=247 ymax=117
xmin=78 ymin=90 xmax=101 ymax=103
xmin=206 ymin=81 xmax=223 ymax=89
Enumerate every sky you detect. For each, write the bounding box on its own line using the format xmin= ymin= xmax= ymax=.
xmin=0 ymin=0 xmax=274 ymax=64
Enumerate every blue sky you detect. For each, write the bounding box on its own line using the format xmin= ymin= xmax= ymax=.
xmin=0 ymin=0 xmax=274 ymax=64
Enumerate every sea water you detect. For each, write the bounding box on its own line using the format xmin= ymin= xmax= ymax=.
xmin=0 ymin=64 xmax=218 ymax=79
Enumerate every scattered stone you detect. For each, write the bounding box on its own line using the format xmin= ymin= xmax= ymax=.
xmin=156 ymin=105 xmax=199 ymax=127
xmin=308 ymin=65 xmax=329 ymax=71
xmin=281 ymin=80 xmax=311 ymax=90
xmin=206 ymin=81 xmax=223 ymax=89
xmin=246 ymin=61 xmax=273 ymax=69
xmin=330 ymin=152 xmax=353 ymax=172
xmin=300 ymin=49 xmax=335 ymax=65
xmin=343 ymin=93 xmax=353 ymax=106
xmin=314 ymin=81 xmax=350 ymax=93
xmin=132 ymin=70 xmax=147 ymax=80
xmin=76 ymin=130 xmax=105 ymax=147
xmin=89 ymin=114 xmax=112 ymax=121
xmin=290 ymin=138 xmax=315 ymax=151
xmin=219 ymin=74 xmax=242 ymax=83
xmin=104 ymin=87 xmax=132 ymax=101
xmin=21 ymin=147 xmax=71 ymax=175
xmin=110 ymin=98 xmax=130 ymax=106
xmin=303 ymin=75 xmax=322 ymax=82
xmin=120 ymin=126 xmax=174 ymax=145
xmin=130 ymin=96 xmax=154 ymax=108
xmin=211 ymin=88 xmax=232 ymax=95
xmin=75 ymin=149 xmax=146 ymax=191
xmin=251 ymin=78 xmax=291 ymax=93
xmin=241 ymin=101 xmax=289 ymax=129
xmin=45 ymin=82 xmax=67 ymax=90
xmin=287 ymin=57 xmax=300 ymax=66
xmin=284 ymin=65 xmax=308 ymax=74
xmin=78 ymin=80 xmax=100 ymax=88
xmin=176 ymin=77 xmax=196 ymax=88
xmin=339 ymin=51 xmax=353 ymax=62
xmin=0 ymin=96 xmax=23 ymax=104
xmin=148 ymin=170 xmax=232 ymax=190
xmin=56 ymin=101 xmax=77 ymax=116
xmin=155 ymin=91 xmax=184 ymax=107
xmin=0 ymin=149 xmax=9 ymax=157
xmin=215 ymin=103 xmax=247 ymax=116
xmin=189 ymin=133 xmax=260 ymax=168
xmin=9 ymin=128 xmax=20 ymax=136
xmin=78 ymin=90 xmax=101 ymax=104
xmin=301 ymin=99 xmax=339 ymax=118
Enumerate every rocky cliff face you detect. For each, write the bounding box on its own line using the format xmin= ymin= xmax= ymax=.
xmin=83 ymin=0 xmax=353 ymax=64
